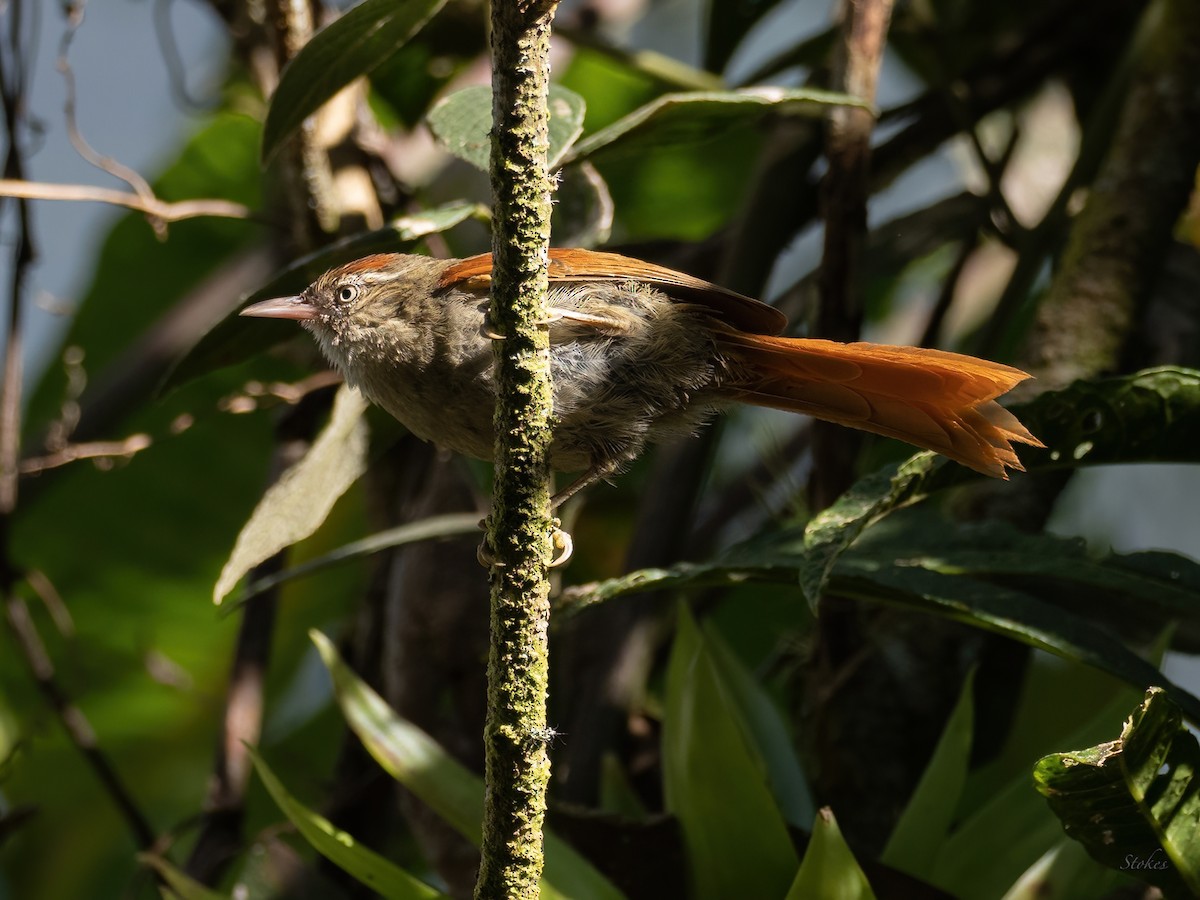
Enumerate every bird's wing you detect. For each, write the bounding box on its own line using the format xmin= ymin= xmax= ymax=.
xmin=439 ymin=248 xmax=788 ymax=336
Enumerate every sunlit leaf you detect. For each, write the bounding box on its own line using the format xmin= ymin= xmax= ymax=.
xmin=1033 ymin=688 xmax=1200 ymax=896
xmin=932 ymin=672 xmax=1145 ymax=900
xmin=262 ymin=0 xmax=449 ymax=164
xmin=427 ymin=84 xmax=587 ymax=172
xmin=564 ymin=87 xmax=866 ymax=163
xmin=214 ymin=386 xmax=369 ymax=603
xmin=311 ymin=631 xmax=626 ymax=900
xmin=248 ymin=747 xmax=444 ymax=899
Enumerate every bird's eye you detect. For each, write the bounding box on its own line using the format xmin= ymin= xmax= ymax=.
xmin=337 ymin=284 xmax=358 ymax=303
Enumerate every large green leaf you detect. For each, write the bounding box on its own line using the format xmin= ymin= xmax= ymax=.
xmin=1033 ymin=688 xmax=1200 ymax=897
xmin=561 ymin=520 xmax=1200 ymax=723
xmin=800 ymin=367 xmax=1200 ymax=606
xmin=699 ymin=620 xmax=814 ymax=827
xmin=663 ymin=605 xmax=799 ymax=900
xmin=881 ymin=670 xmax=975 ymax=879
xmin=932 ymin=667 xmax=1143 ymax=900
xmin=262 ymin=0 xmax=449 ymax=164
xmin=311 ymin=632 xmax=626 ymax=900
xmin=832 ymin=564 xmax=1200 ymax=723
xmin=785 ymin=808 xmax=877 ymax=900
xmin=845 ymin=507 xmax=1200 ymax=648
xmin=427 ymin=84 xmax=587 ymax=172
xmin=214 ymin=385 xmax=369 ymax=603
xmin=164 ymin=201 xmax=488 ymax=391
xmin=249 ymin=747 xmax=444 ymax=899
xmin=564 ymin=87 xmax=866 ymax=163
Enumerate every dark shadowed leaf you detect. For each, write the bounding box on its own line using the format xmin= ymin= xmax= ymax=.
xmin=703 ymin=0 xmax=786 ymax=72
xmin=881 ymin=670 xmax=975 ymax=879
xmin=262 ymin=0 xmax=449 ymax=164
xmin=1033 ymin=688 xmax=1200 ymax=896
xmin=800 ymin=367 xmax=1200 ymax=606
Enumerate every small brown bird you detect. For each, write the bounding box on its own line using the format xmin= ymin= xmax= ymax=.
xmin=242 ymin=249 xmax=1042 ymax=502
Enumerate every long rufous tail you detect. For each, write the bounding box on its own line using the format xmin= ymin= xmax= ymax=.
xmin=717 ymin=332 xmax=1044 ymax=477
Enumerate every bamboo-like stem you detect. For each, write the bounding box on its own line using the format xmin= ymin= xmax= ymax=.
xmin=477 ymin=0 xmax=561 ymax=895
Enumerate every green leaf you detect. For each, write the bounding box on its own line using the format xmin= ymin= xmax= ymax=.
xmin=785 ymin=808 xmax=877 ymax=900
xmin=1033 ymin=688 xmax=1200 ymax=896
xmin=799 ymin=367 xmax=1200 ymax=607
xmin=849 ymin=508 xmax=1200 ymax=647
xmin=699 ymin=619 xmax=814 ymax=828
xmin=235 ymin=512 xmax=481 ymax=604
xmin=164 ymin=201 xmax=488 ymax=391
xmin=663 ymin=604 xmax=799 ymax=900
xmin=799 ymin=453 xmax=942 ymax=610
xmin=427 ymin=83 xmax=587 ymax=172
xmin=881 ymin=670 xmax=975 ymax=878
xmin=214 ymin=385 xmax=369 ymax=603
xmin=564 ymin=87 xmax=867 ymax=164
xmin=311 ymin=631 xmax=626 ymax=900
xmin=137 ymin=855 xmax=228 ymax=900
xmin=262 ymin=0 xmax=449 ymax=164
xmin=933 ymin=672 xmax=1144 ymax=900
xmin=248 ymin=747 xmax=444 ymax=899
xmin=831 ymin=564 xmax=1200 ymax=724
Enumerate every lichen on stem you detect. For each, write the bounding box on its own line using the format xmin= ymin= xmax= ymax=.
xmin=476 ymin=0 xmax=562 ymax=897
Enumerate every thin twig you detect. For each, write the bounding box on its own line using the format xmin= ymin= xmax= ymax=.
xmin=19 ymin=434 xmax=153 ymax=475
xmin=0 ymin=179 xmax=252 ymax=222
xmin=57 ymin=1 xmax=168 ymax=236
xmin=3 ymin=594 xmax=156 ymax=848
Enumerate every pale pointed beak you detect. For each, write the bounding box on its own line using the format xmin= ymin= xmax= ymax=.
xmin=240 ymin=296 xmax=318 ymax=321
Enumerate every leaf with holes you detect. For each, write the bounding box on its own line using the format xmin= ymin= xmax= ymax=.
xmin=1033 ymin=688 xmax=1200 ymax=896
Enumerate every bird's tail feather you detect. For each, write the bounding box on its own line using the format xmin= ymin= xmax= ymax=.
xmin=716 ymin=332 xmax=1044 ymax=477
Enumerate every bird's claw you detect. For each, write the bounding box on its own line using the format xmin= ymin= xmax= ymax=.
xmin=548 ymin=523 xmax=573 ymax=568
xmin=475 ymin=517 xmax=573 ymax=569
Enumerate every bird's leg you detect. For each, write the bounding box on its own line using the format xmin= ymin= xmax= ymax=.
xmin=550 ymin=457 xmax=625 ymax=509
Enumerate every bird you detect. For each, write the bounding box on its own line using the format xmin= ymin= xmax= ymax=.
xmin=241 ymin=248 xmax=1042 ymax=504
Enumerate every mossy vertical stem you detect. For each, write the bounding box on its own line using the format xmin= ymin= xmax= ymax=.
xmin=477 ymin=0 xmax=561 ymax=897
